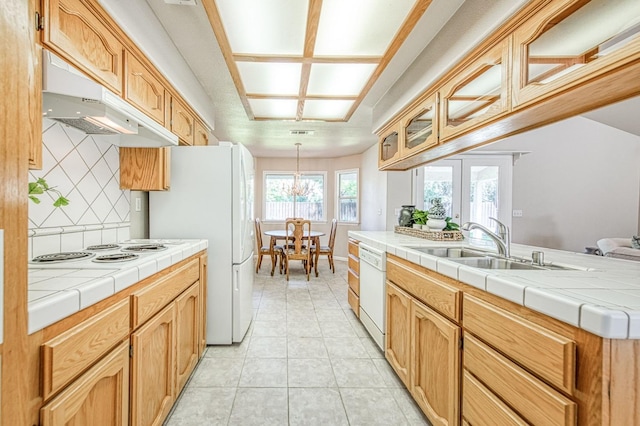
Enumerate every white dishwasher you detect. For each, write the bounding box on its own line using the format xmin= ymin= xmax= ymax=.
xmin=358 ymin=243 xmax=386 ymax=351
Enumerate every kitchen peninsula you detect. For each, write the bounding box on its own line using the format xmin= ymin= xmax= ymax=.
xmin=349 ymin=230 xmax=640 ymax=425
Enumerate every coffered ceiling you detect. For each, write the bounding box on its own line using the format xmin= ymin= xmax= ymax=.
xmin=138 ymin=0 xmax=470 ymax=157
xmin=203 ymin=0 xmax=431 ymax=122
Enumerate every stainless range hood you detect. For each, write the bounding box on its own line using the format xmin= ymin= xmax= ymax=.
xmin=42 ymin=50 xmax=178 ymax=147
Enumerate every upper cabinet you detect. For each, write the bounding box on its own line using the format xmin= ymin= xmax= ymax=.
xmin=171 ymin=97 xmax=195 ymax=146
xmin=124 ymin=51 xmax=166 ymax=125
xmin=43 ymin=0 xmax=124 ymax=95
xmin=378 ymin=125 xmax=401 ymax=170
xmin=400 ymin=93 xmax=439 ymax=158
xmin=194 ymin=120 xmax=210 ymax=146
xmin=512 ymin=0 xmax=640 ymax=109
xmin=440 ymin=38 xmax=512 ymax=142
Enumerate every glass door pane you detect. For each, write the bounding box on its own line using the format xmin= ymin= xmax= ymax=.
xmin=418 ymin=159 xmax=461 ymax=221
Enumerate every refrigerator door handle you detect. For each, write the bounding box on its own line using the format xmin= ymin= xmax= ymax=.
xmin=235 ymin=269 xmax=239 ymax=291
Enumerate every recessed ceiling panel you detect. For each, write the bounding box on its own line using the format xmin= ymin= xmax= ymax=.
xmin=307 ymin=63 xmax=377 ymax=96
xmin=314 ymin=0 xmax=416 ymax=56
xmin=237 ymin=62 xmax=302 ymax=95
xmin=249 ymin=99 xmax=298 ymax=118
xmin=216 ymin=0 xmax=308 ymax=55
xmin=303 ymin=100 xmax=354 ymax=120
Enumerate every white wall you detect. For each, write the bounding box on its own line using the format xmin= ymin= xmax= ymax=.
xmin=360 ymin=144 xmax=387 ymax=231
xmin=490 ymin=117 xmax=640 ymax=252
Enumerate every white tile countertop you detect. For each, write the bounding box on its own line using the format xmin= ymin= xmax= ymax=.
xmin=349 ymin=230 xmax=640 ymax=339
xmin=27 ymin=239 xmax=207 ymax=334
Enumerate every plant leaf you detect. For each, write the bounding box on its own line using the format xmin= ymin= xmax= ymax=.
xmin=29 ymin=195 xmax=41 ymax=204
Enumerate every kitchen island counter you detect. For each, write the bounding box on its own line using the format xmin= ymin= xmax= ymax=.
xmin=349 ymin=230 xmax=640 ymax=339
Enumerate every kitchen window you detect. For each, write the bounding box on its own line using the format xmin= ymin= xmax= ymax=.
xmin=264 ymin=172 xmax=326 ymax=221
xmin=336 ymin=169 xmax=359 ymax=223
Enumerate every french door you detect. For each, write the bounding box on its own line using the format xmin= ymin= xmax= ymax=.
xmin=414 ymin=156 xmax=512 ymax=245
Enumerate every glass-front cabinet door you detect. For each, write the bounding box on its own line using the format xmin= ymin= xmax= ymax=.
xmin=378 ymin=125 xmax=401 ymax=169
xmin=439 ymin=38 xmax=511 ymax=142
xmin=512 ymin=0 xmax=640 ymax=109
xmin=400 ymin=93 xmax=438 ymax=158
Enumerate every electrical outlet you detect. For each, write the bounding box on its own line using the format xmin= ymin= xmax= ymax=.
xmin=394 ymin=208 xmax=400 ymax=216
xmin=377 ymin=209 xmax=382 ymax=216
xmin=135 ymin=198 xmax=142 ymax=212
xmin=512 ymin=209 xmax=523 ymax=217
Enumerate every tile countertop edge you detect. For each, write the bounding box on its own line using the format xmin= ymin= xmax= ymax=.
xmin=27 ymin=239 xmax=208 ymax=335
xmin=348 ymin=230 xmax=640 ymax=340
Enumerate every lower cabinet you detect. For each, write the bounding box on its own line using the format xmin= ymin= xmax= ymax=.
xmin=347 ymin=238 xmax=360 ymax=316
xmin=40 ymin=341 xmax=130 ymax=426
xmin=386 ymin=280 xmax=460 ymax=426
xmin=385 ymin=282 xmax=411 ymax=386
xmin=130 ymin=303 xmax=176 ymax=426
xmin=411 ymin=299 xmax=460 ymax=426
xmin=175 ymin=282 xmax=201 ymax=394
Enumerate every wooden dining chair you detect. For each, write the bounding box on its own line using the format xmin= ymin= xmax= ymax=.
xmin=254 ymin=218 xmax=282 ymax=275
xmin=313 ymin=218 xmax=338 ymax=273
xmin=283 ymin=218 xmax=312 ymax=281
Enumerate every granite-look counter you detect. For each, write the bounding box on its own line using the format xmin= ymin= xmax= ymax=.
xmin=349 ymin=230 xmax=640 ymax=339
xmin=27 ymin=239 xmax=207 ymax=334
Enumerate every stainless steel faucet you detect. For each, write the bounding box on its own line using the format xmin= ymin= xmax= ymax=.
xmin=461 ymin=217 xmax=511 ymax=257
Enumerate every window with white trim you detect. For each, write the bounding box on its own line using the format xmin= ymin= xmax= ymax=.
xmin=264 ymin=172 xmax=326 ymax=221
xmin=336 ymin=169 xmax=359 ymax=223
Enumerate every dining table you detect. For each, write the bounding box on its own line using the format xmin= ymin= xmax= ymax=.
xmin=264 ymin=229 xmax=325 ymax=277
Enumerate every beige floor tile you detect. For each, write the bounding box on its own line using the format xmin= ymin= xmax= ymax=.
xmin=189 ymin=357 xmax=243 ymax=387
xmin=204 ymin=341 xmax=249 ymax=359
xmin=228 ymin=388 xmax=288 ymax=425
xmin=319 ymin=320 xmax=357 ymax=337
xmin=390 ymin=388 xmax=432 ymax=425
xmin=165 ymin=387 xmax=235 ymax=425
xmin=288 ymin=388 xmax=349 ymax=426
xmin=340 ymin=387 xmax=410 ymax=426
xmin=287 ymin=337 xmax=328 ymax=359
xmin=239 ymin=358 xmax=287 ymax=387
xmin=288 ymin=358 xmax=337 ymax=387
xmin=246 ymin=336 xmax=287 ymax=358
xmin=251 ymin=320 xmax=287 ymax=337
xmin=324 ymin=337 xmax=369 ymax=358
xmin=331 ymin=358 xmax=388 ymax=388
xmin=287 ymin=319 xmax=322 ymax=337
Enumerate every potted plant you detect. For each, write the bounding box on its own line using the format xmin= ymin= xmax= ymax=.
xmin=412 ymin=209 xmax=428 ymax=229
xmin=444 ymin=217 xmax=460 ymax=231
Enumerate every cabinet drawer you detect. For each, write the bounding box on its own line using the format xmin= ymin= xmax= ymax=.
xmin=348 ymin=269 xmax=359 ymax=295
xmin=348 ymin=239 xmax=359 ymax=257
xmin=464 ymin=334 xmax=576 ymax=426
xmin=462 ymin=369 xmax=527 ymax=426
xmin=42 ymin=299 xmax=130 ymax=400
xmin=348 ymin=288 xmax=359 ymax=317
xmin=131 ymin=258 xmax=199 ymax=328
xmin=348 ymin=254 xmax=359 ymax=275
xmin=463 ymin=294 xmax=575 ymax=394
xmin=387 ymin=255 xmax=460 ymax=322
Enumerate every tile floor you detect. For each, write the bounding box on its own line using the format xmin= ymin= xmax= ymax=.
xmin=165 ymin=259 xmax=431 ymax=425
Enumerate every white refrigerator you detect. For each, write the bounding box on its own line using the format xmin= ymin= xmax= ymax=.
xmin=149 ymin=142 xmax=254 ymax=344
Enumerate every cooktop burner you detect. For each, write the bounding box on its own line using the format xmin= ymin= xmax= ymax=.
xmin=86 ymin=243 xmax=121 ymax=251
xmin=31 ymin=252 xmax=95 ymax=263
xmin=92 ymin=253 xmax=140 ymax=263
xmin=121 ymin=244 xmax=168 ymax=252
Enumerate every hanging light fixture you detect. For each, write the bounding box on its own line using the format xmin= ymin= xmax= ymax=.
xmin=283 ymin=143 xmax=311 ymax=197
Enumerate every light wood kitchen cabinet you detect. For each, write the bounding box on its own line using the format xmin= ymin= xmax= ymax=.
xmin=194 ymin=119 xmax=210 ymax=146
xmin=400 ymin=92 xmax=438 ymax=158
xmin=40 ymin=341 xmax=129 ymax=426
xmin=120 ymin=147 xmax=170 ymax=191
xmin=43 ymin=0 xmax=124 ymax=95
xmin=440 ymin=37 xmax=512 ymax=142
xmin=171 ymin=97 xmax=195 ymax=146
xmin=347 ymin=238 xmax=360 ymax=317
xmin=175 ymin=282 xmax=200 ymax=395
xmin=41 ymin=299 xmax=130 ymax=400
xmin=198 ymin=254 xmax=208 ymax=356
xmin=462 ymin=369 xmax=527 ymax=426
xmin=411 ymin=299 xmax=460 ymax=426
xmin=385 ymin=282 xmax=411 ymax=387
xmin=30 ymin=43 xmax=43 ymax=170
xmin=124 ymin=51 xmax=166 ymax=125
xmin=377 ymin=125 xmax=401 ymax=170
xmin=512 ymin=0 xmax=640 ymax=110
xmin=130 ymin=302 xmax=176 ymax=426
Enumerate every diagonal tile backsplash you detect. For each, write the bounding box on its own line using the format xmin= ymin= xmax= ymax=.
xmin=29 ymin=119 xmax=130 ymax=230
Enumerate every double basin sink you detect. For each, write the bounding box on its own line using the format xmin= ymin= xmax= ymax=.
xmin=405 ymin=246 xmax=575 ymax=271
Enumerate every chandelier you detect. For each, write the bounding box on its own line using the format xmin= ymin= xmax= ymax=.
xmin=284 ymin=143 xmax=311 ymax=198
